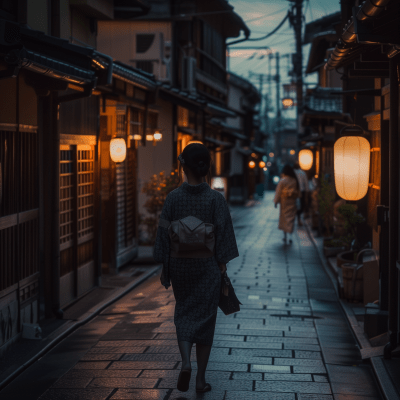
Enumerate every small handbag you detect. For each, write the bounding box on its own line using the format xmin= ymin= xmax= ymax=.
xmin=218 ymin=272 xmax=242 ymax=315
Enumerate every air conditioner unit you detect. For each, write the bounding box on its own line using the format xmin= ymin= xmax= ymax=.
xmin=132 ymin=32 xmax=171 ymax=83
xmin=181 ymin=56 xmax=197 ymax=94
xmin=0 ymin=20 xmax=21 ymax=47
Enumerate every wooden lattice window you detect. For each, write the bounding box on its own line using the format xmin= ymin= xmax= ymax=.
xmin=60 ymin=145 xmax=95 ymax=277
xmin=0 ymin=126 xmax=39 ymax=292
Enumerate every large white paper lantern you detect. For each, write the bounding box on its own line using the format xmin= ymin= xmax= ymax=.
xmin=334 ymin=136 xmax=370 ymax=201
xmin=110 ymin=138 xmax=126 ymax=163
xmin=299 ymin=149 xmax=313 ymax=170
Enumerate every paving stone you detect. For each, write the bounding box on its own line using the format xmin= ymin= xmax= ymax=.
xmin=158 ymin=377 xmax=252 ymax=391
xmin=63 ymin=370 xmax=142 ymax=379
xmin=110 ymin=389 xmax=169 ymax=399
xmin=139 ymin=370 xmax=231 ymax=380
xmin=255 ymin=381 xmax=332 ymax=394
xmin=73 ymin=361 xmax=111 ymax=370
xmin=283 ymin=344 xmax=321 ymax=352
xmin=39 ymin=388 xmax=113 ymax=400
xmin=251 ymin=365 xmax=290 ymax=373
xmin=144 ymin=346 xmax=181 ymax=354
xmin=52 ymin=377 xmax=93 ymax=388
xmin=274 ymin=358 xmax=324 ymax=367
xmin=216 ymin=329 xmax=284 ymax=337
xmin=168 ymin=388 xmax=226 ymax=399
xmin=231 ymin=349 xmax=293 ymax=358
xmin=212 ymin=341 xmax=282 ymax=349
xmin=313 ymin=375 xmax=329 ymax=383
xmin=121 ymin=354 xmax=181 ymax=362
xmin=211 ymin=351 xmax=273 ymax=362
xmin=88 ymin=378 xmax=157 ymax=388
xmin=232 ymin=372 xmax=263 ymax=380
xmin=247 ymin=336 xmax=319 ymax=345
xmin=87 ymin=347 xmax=148 ymax=354
xmin=178 ymin=361 xmax=248 ymax=372
xmin=109 ymin=361 xmax=177 ymax=370
xmin=295 ymin=351 xmax=322 ymax=359
xmin=297 ymin=395 xmax=333 ymax=400
xmin=81 ymin=353 xmax=123 ymax=361
xmin=225 ymin=391 xmax=295 ymax=400
xmin=293 ymin=366 xmax=327 ymax=374
xmin=213 ymin=334 xmax=245 ymax=341
xmin=263 ymin=373 xmax=312 ymax=381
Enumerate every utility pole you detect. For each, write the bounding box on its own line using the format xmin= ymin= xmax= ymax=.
xmin=275 ymin=52 xmax=281 ymax=120
xmin=289 ymin=0 xmax=304 ymax=119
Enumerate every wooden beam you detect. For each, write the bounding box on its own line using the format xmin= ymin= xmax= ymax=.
xmin=348 ymin=69 xmax=389 ymax=78
xmin=354 ymin=62 xmax=389 ymax=71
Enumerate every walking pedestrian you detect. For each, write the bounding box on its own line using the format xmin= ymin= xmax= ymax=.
xmin=274 ymin=164 xmax=301 ymax=244
xmin=293 ymin=162 xmax=309 ymax=226
xmin=153 ymin=142 xmax=239 ymax=393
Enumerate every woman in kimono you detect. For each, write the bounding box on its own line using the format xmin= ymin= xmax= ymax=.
xmin=153 ymin=143 xmax=239 ymax=393
xmin=274 ymin=164 xmax=300 ymax=244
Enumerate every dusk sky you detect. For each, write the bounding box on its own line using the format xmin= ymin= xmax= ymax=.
xmin=227 ymin=0 xmax=341 ymax=117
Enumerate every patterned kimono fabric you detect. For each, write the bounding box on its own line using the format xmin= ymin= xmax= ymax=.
xmin=153 ymin=182 xmax=239 ymax=346
xmin=274 ymin=176 xmax=300 ymax=234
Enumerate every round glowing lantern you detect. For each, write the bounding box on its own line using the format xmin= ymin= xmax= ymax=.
xmin=334 ymin=126 xmax=370 ymax=201
xmin=110 ymin=138 xmax=126 ymax=163
xmin=259 ymin=161 xmax=266 ymax=168
xmin=282 ymin=98 xmax=294 ymax=108
xmin=249 ymin=161 xmax=256 ymax=168
xmin=154 ymin=131 xmax=162 ymax=141
xmin=298 ymin=149 xmax=313 ymax=170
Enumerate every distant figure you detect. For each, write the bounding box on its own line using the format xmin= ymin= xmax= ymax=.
xmin=293 ymin=162 xmax=309 ymax=226
xmin=274 ymin=164 xmax=301 ymax=244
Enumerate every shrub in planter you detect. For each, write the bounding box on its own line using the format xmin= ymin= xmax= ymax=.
xmin=323 ymin=238 xmax=346 ymax=257
xmin=317 ymin=175 xmax=335 ymax=236
xmin=337 ymin=204 xmax=366 ymax=253
xmin=140 ymin=170 xmax=180 ymax=244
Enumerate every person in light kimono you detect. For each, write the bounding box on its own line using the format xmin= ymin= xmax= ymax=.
xmin=274 ymin=164 xmax=301 ymax=244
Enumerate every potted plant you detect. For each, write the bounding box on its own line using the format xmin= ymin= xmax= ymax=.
xmin=317 ymin=175 xmax=336 ymax=237
xmin=140 ymin=169 xmax=180 ymax=245
xmin=323 ymin=238 xmax=346 ymax=258
xmin=336 ymin=204 xmax=366 ymax=267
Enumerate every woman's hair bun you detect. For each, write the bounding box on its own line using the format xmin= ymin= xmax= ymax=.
xmin=181 ymin=143 xmax=211 ymax=178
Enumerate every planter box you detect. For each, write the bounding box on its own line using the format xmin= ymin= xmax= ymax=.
xmin=337 ymin=251 xmax=357 ymax=269
xmin=323 ymin=246 xmax=346 ymax=258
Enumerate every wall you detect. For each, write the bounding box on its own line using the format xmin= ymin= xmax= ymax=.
xmin=27 ymin=0 xmax=48 ymax=34
xmin=97 ymin=20 xmax=172 ymax=74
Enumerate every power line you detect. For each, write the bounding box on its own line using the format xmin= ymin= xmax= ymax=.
xmin=247 ymin=12 xmax=290 ymax=41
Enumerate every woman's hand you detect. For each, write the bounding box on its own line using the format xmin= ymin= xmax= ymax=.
xmin=218 ymin=262 xmax=227 ymax=274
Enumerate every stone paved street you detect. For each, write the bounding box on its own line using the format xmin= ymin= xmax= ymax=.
xmin=1 ymin=193 xmax=382 ymax=400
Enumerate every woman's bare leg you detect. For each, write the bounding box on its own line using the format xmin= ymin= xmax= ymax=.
xmin=196 ymin=343 xmax=212 ymax=389
xmin=178 ymin=341 xmax=193 ymax=371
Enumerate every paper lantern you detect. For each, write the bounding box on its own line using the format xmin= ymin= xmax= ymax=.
xmin=110 ymin=138 xmax=126 ymax=163
xmin=299 ymin=149 xmax=313 ymax=170
xmin=154 ymin=131 xmax=162 ymax=141
xmin=249 ymin=161 xmax=256 ymax=168
xmin=334 ymin=136 xmax=370 ymax=201
xmin=282 ymin=98 xmax=294 ymax=108
xmin=259 ymin=161 xmax=266 ymax=168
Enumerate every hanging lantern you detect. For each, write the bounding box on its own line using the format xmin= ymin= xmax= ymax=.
xmin=334 ymin=125 xmax=370 ymax=201
xmin=259 ymin=161 xmax=266 ymax=168
xmin=154 ymin=131 xmax=162 ymax=141
xmin=110 ymin=138 xmax=126 ymax=163
xmin=299 ymin=149 xmax=313 ymax=170
xmin=249 ymin=161 xmax=256 ymax=168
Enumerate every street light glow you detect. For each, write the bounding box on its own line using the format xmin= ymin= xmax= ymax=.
xmin=282 ymin=98 xmax=294 ymax=108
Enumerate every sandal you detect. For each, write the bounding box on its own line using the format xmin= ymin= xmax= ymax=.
xmin=177 ymin=369 xmax=192 ymax=392
xmin=196 ymin=383 xmax=212 ymax=393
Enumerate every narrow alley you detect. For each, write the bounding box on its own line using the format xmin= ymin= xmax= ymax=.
xmin=0 ymin=193 xmax=382 ymax=400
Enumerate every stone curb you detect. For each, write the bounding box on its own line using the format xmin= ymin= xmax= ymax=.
xmin=302 ymin=218 xmax=400 ymax=400
xmin=0 ymin=265 xmax=161 ymax=392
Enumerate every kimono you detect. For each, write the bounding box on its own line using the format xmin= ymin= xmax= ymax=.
xmin=274 ymin=176 xmax=300 ymax=234
xmin=153 ymin=182 xmax=239 ymax=345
